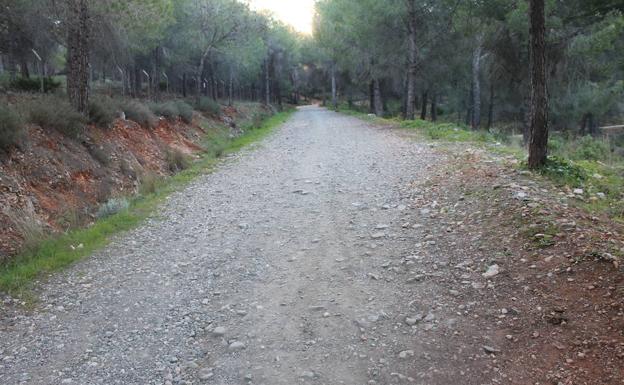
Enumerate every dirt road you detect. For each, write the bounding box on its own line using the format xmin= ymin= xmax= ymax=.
xmin=3 ymin=106 xmax=619 ymax=385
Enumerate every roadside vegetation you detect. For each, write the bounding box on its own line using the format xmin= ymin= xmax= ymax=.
xmin=0 ymin=107 xmax=294 ymax=295
xmin=339 ymin=104 xmax=624 ymax=221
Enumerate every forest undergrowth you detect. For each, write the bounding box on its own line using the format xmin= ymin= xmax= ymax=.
xmin=338 ymin=105 xmax=624 ymax=223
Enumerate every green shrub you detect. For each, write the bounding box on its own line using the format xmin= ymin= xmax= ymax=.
xmin=88 ymin=96 xmax=119 ymax=128
xmin=572 ymin=136 xmax=610 ymax=161
xmin=0 ymin=73 xmax=10 ymax=90
xmin=10 ymin=76 xmax=61 ymax=93
xmin=0 ymin=104 xmax=26 ymax=152
xmin=195 ymin=97 xmax=221 ymax=116
xmin=149 ymin=101 xmax=179 ymax=120
xmin=58 ymin=207 xmax=88 ymax=231
xmin=88 ymin=145 xmax=112 ymax=166
xmin=547 ymin=135 xmax=565 ymax=153
xmin=96 ymin=198 xmax=130 ymax=219
xmin=5 ymin=209 xmax=46 ymax=254
xmin=149 ymin=100 xmax=193 ymax=123
xmin=27 ymin=96 xmax=86 ymax=138
xmin=139 ymin=172 xmax=160 ymax=195
xmin=251 ymin=110 xmax=270 ymax=128
xmin=174 ymin=100 xmax=194 ymax=123
xmin=123 ymin=101 xmax=157 ymax=129
xmin=165 ymin=148 xmax=190 ymax=172
xmin=385 ymin=99 xmax=403 ymax=117
xmin=489 ymin=128 xmax=512 ymax=144
xmin=535 ymin=156 xmax=587 ymax=187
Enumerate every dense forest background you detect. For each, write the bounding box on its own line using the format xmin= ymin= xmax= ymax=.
xmin=313 ymin=0 xmax=623 ymax=136
xmin=1 ymin=0 xmax=623 ymax=159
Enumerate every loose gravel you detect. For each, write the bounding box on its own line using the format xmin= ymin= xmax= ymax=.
xmin=1 ymin=106 xmax=502 ymax=384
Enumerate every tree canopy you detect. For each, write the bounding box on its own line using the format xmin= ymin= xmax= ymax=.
xmin=1 ymin=0 xmax=623 ymax=164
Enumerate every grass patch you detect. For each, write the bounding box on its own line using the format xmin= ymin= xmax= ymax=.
xmin=0 ymin=107 xmax=295 ymax=295
xmin=400 ymin=119 xmax=495 ymax=143
xmin=339 ymin=106 xmax=624 ymax=221
xmin=225 ymin=109 xmax=293 ymax=153
xmin=521 ymin=218 xmax=559 ymax=249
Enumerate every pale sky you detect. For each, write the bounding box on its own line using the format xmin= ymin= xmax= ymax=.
xmin=249 ymin=0 xmax=316 ymax=34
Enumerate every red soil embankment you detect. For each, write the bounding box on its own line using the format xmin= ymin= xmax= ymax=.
xmin=0 ymin=115 xmax=207 ymax=258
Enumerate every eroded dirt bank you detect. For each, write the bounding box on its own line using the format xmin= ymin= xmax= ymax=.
xmin=0 ymin=106 xmax=622 ymax=384
xmin=0 ymin=104 xmax=263 ymax=258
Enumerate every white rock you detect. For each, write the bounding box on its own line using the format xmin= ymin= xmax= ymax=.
xmin=228 ymin=341 xmax=246 ymax=351
xmin=300 ymin=371 xmax=316 ymax=379
xmin=404 ymin=317 xmax=418 ymax=326
xmin=513 ymin=191 xmax=528 ymax=200
xmin=482 ymin=264 xmax=500 ymax=278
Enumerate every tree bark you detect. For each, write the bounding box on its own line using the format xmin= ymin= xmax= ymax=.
xmin=152 ymin=47 xmax=161 ymax=100
xmin=228 ymin=69 xmax=233 ymax=106
xmin=19 ymin=56 xmax=30 ymax=78
xmin=291 ymin=68 xmax=299 ymax=104
xmin=275 ymin=72 xmax=282 ymax=110
xmin=430 ymin=92 xmax=437 ymax=122
xmin=264 ymin=57 xmax=270 ymax=105
xmin=420 ymin=90 xmax=428 ymax=120
xmin=373 ymin=78 xmax=383 ymax=117
xmin=528 ymin=0 xmax=548 ymax=169
xmin=471 ymin=38 xmax=483 ymax=129
xmin=369 ymin=81 xmax=374 ymax=113
xmin=487 ymin=81 xmax=495 ymax=129
xmin=331 ymin=64 xmax=337 ymax=110
xmin=196 ymin=49 xmax=210 ymax=103
xmin=405 ymin=0 xmax=418 ymax=120
xmin=66 ymin=0 xmax=90 ymax=114
xmin=209 ymin=62 xmax=217 ymax=101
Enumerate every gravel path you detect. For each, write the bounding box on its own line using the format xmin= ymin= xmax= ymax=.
xmin=1 ymin=106 xmax=496 ymax=384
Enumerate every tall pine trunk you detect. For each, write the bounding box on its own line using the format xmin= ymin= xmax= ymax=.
xmin=528 ymin=0 xmax=548 ymax=168
xmin=487 ymin=80 xmax=495 ymax=129
xmin=209 ymin=62 xmax=217 ymax=101
xmin=471 ymin=38 xmax=483 ymax=129
xmin=228 ymin=69 xmax=233 ymax=106
xmin=196 ymin=61 xmax=204 ymax=103
xmin=331 ymin=64 xmax=337 ymax=110
xmin=264 ymin=57 xmax=270 ymax=105
xmin=373 ymin=78 xmax=383 ymax=117
xmin=66 ymin=0 xmax=90 ymax=114
xmin=420 ymin=90 xmax=428 ymax=120
xmin=369 ymin=81 xmax=374 ymax=113
xmin=19 ymin=56 xmax=30 ymax=78
xmin=405 ymin=0 xmax=418 ymax=120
